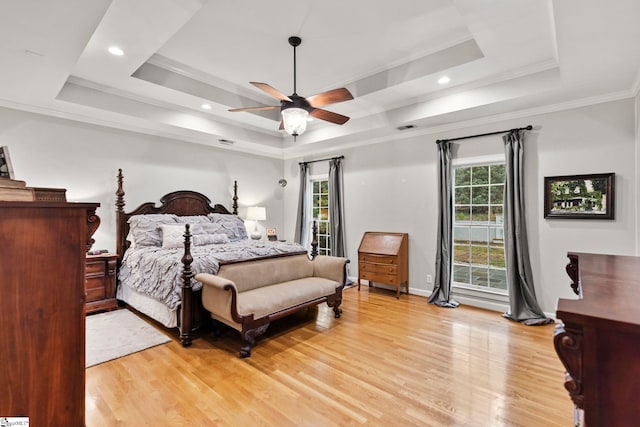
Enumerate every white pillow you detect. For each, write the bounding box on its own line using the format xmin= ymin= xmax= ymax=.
xmin=193 ymin=233 xmax=229 ymax=246
xmin=128 ymin=214 xmax=179 ymax=247
xmin=161 ymin=224 xmax=187 ymax=249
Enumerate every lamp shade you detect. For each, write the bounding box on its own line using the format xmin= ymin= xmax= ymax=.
xmin=281 ymin=107 xmax=308 ymax=136
xmin=246 ymin=206 xmax=266 ymax=221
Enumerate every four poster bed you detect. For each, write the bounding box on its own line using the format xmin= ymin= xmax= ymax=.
xmin=114 ymin=169 xmax=315 ymax=346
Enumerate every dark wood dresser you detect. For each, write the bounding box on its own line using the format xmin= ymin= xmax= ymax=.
xmin=0 ymin=201 xmax=99 ymax=426
xmin=86 ymin=253 xmax=118 ymax=314
xmin=555 ymin=252 xmax=640 ymax=427
xmin=357 ymin=232 xmax=409 ymax=298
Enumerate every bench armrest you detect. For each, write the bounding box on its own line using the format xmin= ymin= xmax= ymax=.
xmin=312 ymin=255 xmax=350 ymax=284
xmin=195 ymin=273 xmax=242 ymax=324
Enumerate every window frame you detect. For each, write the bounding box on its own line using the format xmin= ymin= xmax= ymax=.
xmin=451 ymin=154 xmax=508 ymax=296
xmin=307 ymin=174 xmax=331 ymax=256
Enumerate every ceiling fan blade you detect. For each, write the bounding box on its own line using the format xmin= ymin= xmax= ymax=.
xmin=228 ymin=105 xmax=279 ymax=112
xmin=310 ymin=108 xmax=350 ymax=125
xmin=250 ymin=82 xmax=292 ymax=102
xmin=307 ymin=88 xmax=353 ymax=108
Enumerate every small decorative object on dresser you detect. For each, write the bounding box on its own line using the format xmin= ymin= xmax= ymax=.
xmin=357 ymin=232 xmax=409 ymax=298
xmin=0 ymin=145 xmax=15 ymax=178
xmin=85 ymin=253 xmax=119 ymax=314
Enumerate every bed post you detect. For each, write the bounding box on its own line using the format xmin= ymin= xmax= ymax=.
xmin=180 ymin=224 xmax=194 ymax=347
xmin=232 ymin=180 xmax=238 ymax=215
xmin=115 ymin=169 xmax=126 ymax=263
xmin=310 ymin=220 xmax=319 ymax=259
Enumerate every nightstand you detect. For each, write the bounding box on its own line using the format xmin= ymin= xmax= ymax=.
xmin=85 ymin=253 xmax=118 ymax=314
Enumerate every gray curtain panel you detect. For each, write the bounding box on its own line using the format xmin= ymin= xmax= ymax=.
xmin=502 ymin=130 xmax=552 ymax=325
xmin=328 ymin=158 xmax=347 ymax=257
xmin=429 ymin=140 xmax=458 ymax=308
xmin=294 ymin=162 xmax=309 ymax=246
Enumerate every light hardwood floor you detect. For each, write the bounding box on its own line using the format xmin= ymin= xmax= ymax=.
xmin=86 ymin=287 xmax=572 ymax=426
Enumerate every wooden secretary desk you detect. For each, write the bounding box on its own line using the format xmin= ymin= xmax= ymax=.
xmin=0 ymin=201 xmax=99 ymax=426
xmin=357 ymin=232 xmax=409 ymax=298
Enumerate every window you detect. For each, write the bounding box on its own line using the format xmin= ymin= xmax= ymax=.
xmin=311 ymin=178 xmax=331 ymax=255
xmin=452 ymin=163 xmax=507 ymax=293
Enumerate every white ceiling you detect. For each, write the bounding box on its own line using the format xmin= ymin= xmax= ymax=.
xmin=1 ymin=0 xmax=639 ymax=158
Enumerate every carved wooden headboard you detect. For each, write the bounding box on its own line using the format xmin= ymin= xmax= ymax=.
xmin=115 ymin=168 xmax=239 ymax=263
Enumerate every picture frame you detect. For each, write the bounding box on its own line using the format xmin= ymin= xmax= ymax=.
xmin=266 ymin=228 xmax=277 ymax=241
xmin=0 ymin=146 xmax=15 ymax=179
xmin=544 ymin=173 xmax=615 ymax=219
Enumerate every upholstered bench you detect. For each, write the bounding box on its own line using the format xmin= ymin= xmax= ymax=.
xmin=195 ymin=252 xmax=349 ymax=357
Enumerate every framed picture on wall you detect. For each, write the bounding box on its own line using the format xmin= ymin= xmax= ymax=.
xmin=0 ymin=146 xmax=15 ymax=179
xmin=544 ymin=172 xmax=615 ymax=219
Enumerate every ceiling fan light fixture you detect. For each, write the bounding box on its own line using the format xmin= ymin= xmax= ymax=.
xmin=281 ymin=107 xmax=309 ymax=137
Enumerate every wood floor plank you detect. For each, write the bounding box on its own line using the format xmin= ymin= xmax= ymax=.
xmin=86 ymin=287 xmax=572 ymax=426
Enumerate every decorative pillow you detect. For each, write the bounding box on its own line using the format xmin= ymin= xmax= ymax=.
xmin=128 ymin=214 xmax=179 ymax=247
xmin=207 ymin=213 xmax=248 ymax=241
xmin=160 ymin=224 xmax=189 ymax=248
xmin=193 ymin=233 xmax=229 ymax=246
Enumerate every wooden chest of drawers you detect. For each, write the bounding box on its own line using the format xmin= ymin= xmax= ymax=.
xmin=85 ymin=253 xmax=118 ymax=314
xmin=358 ymin=232 xmax=408 ymax=298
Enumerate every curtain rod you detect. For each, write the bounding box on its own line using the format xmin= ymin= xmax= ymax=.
xmin=435 ymin=125 xmax=533 ymax=144
xmin=299 ymin=155 xmax=344 ymax=166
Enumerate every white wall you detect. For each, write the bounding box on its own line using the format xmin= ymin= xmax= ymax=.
xmin=284 ymin=98 xmax=637 ymax=314
xmin=0 ymin=107 xmax=286 ymax=252
xmin=1 ymin=97 xmax=636 ymax=316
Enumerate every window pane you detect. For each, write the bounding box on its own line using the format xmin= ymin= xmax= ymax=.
xmin=490 ymin=185 xmax=504 ymax=205
xmin=319 ymin=236 xmax=327 ymax=248
xmin=490 ymin=164 xmax=505 ymax=184
xmin=489 ymin=244 xmax=505 ymax=268
xmin=455 ymin=167 xmax=471 ymax=186
xmin=313 ymin=207 xmax=319 ymax=218
xmin=471 ymin=267 xmax=488 ymax=287
xmin=472 ymin=186 xmax=488 ymax=204
xmin=455 ymin=206 xmax=470 ymax=222
xmin=470 ymin=227 xmax=488 ymax=244
xmin=455 ymin=187 xmax=470 ymax=205
xmin=320 ymin=180 xmax=328 ymax=192
xmin=453 ymin=265 xmax=470 ymax=283
xmin=454 ymin=244 xmax=470 ymax=264
xmin=471 ymin=206 xmax=489 ymax=223
xmin=454 ymin=226 xmax=470 ymax=245
xmin=470 ymin=245 xmax=488 ymax=265
xmin=490 ymin=206 xmax=503 ymax=224
xmin=319 ymin=208 xmax=329 ymax=220
xmin=489 ymin=268 xmax=507 ymax=290
xmin=313 ymin=194 xmax=319 ymax=207
xmin=319 ymin=221 xmax=328 ymax=234
xmin=471 ymin=166 xmax=489 ymax=185
xmin=320 ymin=194 xmax=329 ymax=207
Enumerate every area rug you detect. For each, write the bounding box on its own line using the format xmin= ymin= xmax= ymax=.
xmin=86 ymin=309 xmax=171 ymax=367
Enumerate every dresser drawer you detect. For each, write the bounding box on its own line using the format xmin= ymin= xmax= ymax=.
xmin=360 ymin=270 xmax=400 ymax=285
xmin=86 ymin=260 xmax=106 ymax=276
xmin=359 ymin=253 xmax=397 ymax=265
xmin=360 ymin=262 xmax=398 ymax=275
xmin=85 ymin=277 xmax=106 ymax=302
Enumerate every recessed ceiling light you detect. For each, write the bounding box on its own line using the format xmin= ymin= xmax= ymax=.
xmin=201 ymin=103 xmax=212 ymax=110
xmin=438 ymin=76 xmax=451 ymax=85
xmin=108 ymin=46 xmax=124 ymax=56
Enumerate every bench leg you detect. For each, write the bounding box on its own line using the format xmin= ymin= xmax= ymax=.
xmin=239 ymin=323 xmax=269 ymax=358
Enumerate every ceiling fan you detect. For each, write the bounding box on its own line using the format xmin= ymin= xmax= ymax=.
xmin=229 ymin=36 xmax=354 ymax=139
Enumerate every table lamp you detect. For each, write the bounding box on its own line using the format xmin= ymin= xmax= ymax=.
xmin=246 ymin=206 xmax=266 ymax=240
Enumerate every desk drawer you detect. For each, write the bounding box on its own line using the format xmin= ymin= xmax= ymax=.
xmin=359 ymin=253 xmax=397 ymax=265
xmin=360 ymin=270 xmax=400 ymax=285
xmin=360 ymin=262 xmax=397 ymax=275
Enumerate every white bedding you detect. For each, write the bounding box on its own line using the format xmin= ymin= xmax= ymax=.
xmin=117 ymin=239 xmax=306 ymax=313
